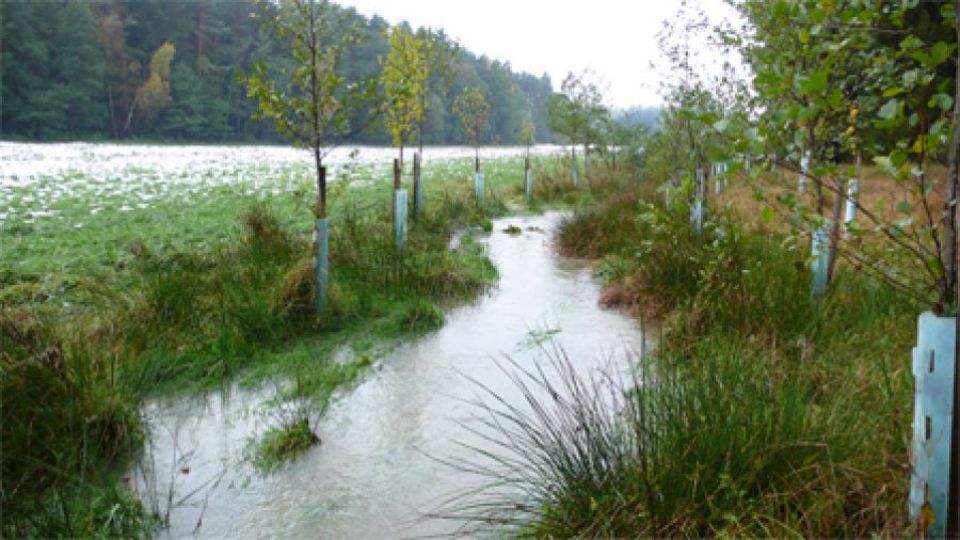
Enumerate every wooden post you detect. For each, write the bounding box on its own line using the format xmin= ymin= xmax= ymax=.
xmin=392 ymin=158 xmax=400 ymax=223
xmin=413 ymin=152 xmax=422 ymax=221
xmin=949 ymin=10 xmax=960 ymax=537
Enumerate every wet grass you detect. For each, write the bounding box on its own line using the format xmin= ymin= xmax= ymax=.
xmin=447 ymin=174 xmax=918 ymax=537
xmin=250 ymin=417 xmax=320 ymax=472
xmin=1 ymin=151 xmax=561 ymax=537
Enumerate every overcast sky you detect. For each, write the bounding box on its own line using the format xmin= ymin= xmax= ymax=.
xmin=335 ymin=0 xmax=740 ymax=109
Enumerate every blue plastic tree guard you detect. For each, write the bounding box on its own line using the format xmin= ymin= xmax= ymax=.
xmin=910 ymin=312 xmax=957 ymax=537
xmin=314 ymin=218 xmax=329 ymax=313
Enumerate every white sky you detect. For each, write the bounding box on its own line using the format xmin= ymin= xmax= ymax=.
xmin=335 ymin=0 xmax=740 ymax=109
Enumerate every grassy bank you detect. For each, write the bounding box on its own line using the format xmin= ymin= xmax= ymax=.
xmin=1 ymin=152 xmax=566 ymax=536
xmin=459 ymin=170 xmax=917 ymax=537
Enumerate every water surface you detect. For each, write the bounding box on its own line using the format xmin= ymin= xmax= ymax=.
xmin=134 ymin=211 xmax=644 ymax=538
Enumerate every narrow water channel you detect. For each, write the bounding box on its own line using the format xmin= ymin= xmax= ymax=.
xmin=133 ymin=212 xmax=645 ymax=538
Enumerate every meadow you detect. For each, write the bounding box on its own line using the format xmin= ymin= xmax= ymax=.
xmin=0 ymin=142 xmax=571 ymax=537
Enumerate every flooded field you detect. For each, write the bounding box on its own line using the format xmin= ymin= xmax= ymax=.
xmin=131 ymin=212 xmax=644 ymax=538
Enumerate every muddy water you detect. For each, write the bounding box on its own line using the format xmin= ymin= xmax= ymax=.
xmin=134 ymin=212 xmax=645 ymax=539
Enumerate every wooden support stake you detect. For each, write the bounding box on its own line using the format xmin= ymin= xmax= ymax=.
xmin=392 ymin=157 xmax=400 ymax=223
xmin=413 ymin=152 xmax=422 ymax=220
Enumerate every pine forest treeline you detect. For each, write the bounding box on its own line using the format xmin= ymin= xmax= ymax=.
xmin=0 ymin=0 xmax=556 ymax=145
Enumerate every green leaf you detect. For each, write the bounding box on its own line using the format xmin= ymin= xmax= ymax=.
xmin=882 ymin=86 xmax=905 ymax=98
xmin=799 ymin=69 xmax=829 ymax=94
xmin=896 ymin=201 xmax=912 ymax=215
xmin=902 ymin=69 xmax=919 ymax=87
xmin=929 ymin=41 xmax=954 ymax=67
xmin=929 ymin=93 xmax=954 ymax=112
xmin=874 ymin=156 xmax=896 ymax=176
xmin=878 ymin=98 xmax=901 ymax=120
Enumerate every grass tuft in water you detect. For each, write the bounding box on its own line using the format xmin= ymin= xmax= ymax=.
xmin=444 ymin=170 xmax=917 ymax=537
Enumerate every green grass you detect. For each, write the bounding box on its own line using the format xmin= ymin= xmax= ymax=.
xmin=249 ymin=416 xmax=320 ymax=473
xmin=450 ymin=177 xmax=919 ymax=538
xmin=1 ymin=151 xmax=568 ymax=536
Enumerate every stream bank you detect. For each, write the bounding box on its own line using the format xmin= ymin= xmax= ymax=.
xmin=133 ymin=211 xmax=646 ymax=538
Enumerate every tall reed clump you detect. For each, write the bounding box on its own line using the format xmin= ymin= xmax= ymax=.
xmin=1 ymin=308 xmax=155 ymax=537
xmin=450 ymin=186 xmax=917 ymax=537
xmin=119 ymin=198 xmax=496 ymax=391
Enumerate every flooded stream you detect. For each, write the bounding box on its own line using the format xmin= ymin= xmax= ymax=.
xmin=133 ymin=212 xmax=645 ymax=538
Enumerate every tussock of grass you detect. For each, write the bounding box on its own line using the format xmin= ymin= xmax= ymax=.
xmin=450 ymin=177 xmax=917 ymax=537
xmin=249 ymin=417 xmax=320 ymax=473
xmin=1 ymin=308 xmax=150 ymax=537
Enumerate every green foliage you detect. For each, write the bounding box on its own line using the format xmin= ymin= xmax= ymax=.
xmin=242 ymin=0 xmax=365 ymax=160
xmin=0 ymin=0 xmax=107 ymax=138
xmin=249 ymin=416 xmax=319 ymax=472
xmin=453 ymin=86 xmax=492 ymax=154
xmin=458 ymin=186 xmax=916 ymax=538
xmin=726 ymin=0 xmax=958 ymax=305
xmin=1 ymin=0 xmax=554 ymax=144
xmin=380 ymin=26 xmax=429 ymax=155
xmin=517 ymin=112 xmax=536 ymax=149
xmin=1 ymin=308 xmax=150 ymax=537
xmin=134 ymin=42 xmax=175 ymax=123
xmin=1 ymin=155 xmax=513 ymax=534
xmin=546 ymin=71 xmax=611 ymax=165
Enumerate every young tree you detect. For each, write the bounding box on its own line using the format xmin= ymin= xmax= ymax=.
xmin=454 ymin=86 xmax=491 ymax=171
xmin=518 ymin=112 xmax=536 ymax=159
xmin=241 ymin=0 xmax=372 ymax=313
xmin=547 ymin=71 xmax=607 ymax=178
xmin=730 ymin=0 xmax=957 ymax=303
xmin=242 ymin=0 xmax=367 ymax=219
xmin=414 ymin=28 xmax=458 ymax=157
xmin=380 ymin=26 xmax=428 ymax=169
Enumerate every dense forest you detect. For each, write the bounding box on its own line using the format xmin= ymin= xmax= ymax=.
xmin=0 ymin=0 xmax=559 ymax=145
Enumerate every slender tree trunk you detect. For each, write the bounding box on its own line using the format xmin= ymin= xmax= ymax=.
xmin=808 ymin=127 xmax=825 ymax=216
xmin=947 ymin=4 xmax=960 ymax=537
xmin=419 ymin=92 xmax=426 ymax=158
xmin=947 ymin=77 xmax=959 ymax=305
xmin=826 ymin=154 xmax=857 ymax=286
xmin=702 ymin=163 xmax=710 ymax=211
